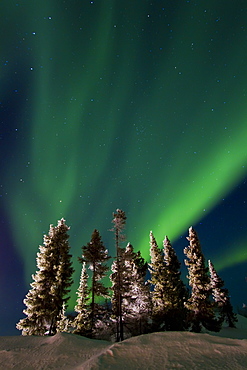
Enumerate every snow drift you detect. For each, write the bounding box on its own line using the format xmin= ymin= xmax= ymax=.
xmin=0 ymin=315 xmax=247 ymax=369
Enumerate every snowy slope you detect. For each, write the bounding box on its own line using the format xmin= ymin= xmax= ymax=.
xmin=0 ymin=315 xmax=247 ymax=369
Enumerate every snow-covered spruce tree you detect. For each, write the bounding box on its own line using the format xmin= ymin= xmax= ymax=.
xmin=129 ymin=246 xmax=151 ymax=336
xmin=148 ymin=231 xmax=167 ymax=330
xmin=73 ymin=262 xmax=91 ymax=335
xmin=184 ymin=227 xmax=221 ymax=333
xmin=208 ymin=260 xmax=237 ymax=328
xmin=110 ymin=245 xmax=125 ymax=340
xmin=120 ymin=243 xmax=151 ymax=337
xmin=79 ymin=229 xmax=110 ymax=337
xmin=56 ymin=302 xmax=70 ymax=333
xmin=110 ymin=209 xmax=127 ymax=342
xmin=162 ymin=236 xmax=188 ymax=330
xmin=17 ymin=218 xmax=74 ymax=335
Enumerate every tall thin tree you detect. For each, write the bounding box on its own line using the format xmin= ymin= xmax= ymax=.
xmin=184 ymin=227 xmax=220 ymax=333
xmin=79 ymin=229 xmax=110 ymax=336
xmin=122 ymin=243 xmax=150 ymax=336
xmin=17 ymin=218 xmax=74 ymax=335
xmin=148 ymin=231 xmax=167 ymax=330
xmin=163 ymin=236 xmax=188 ymax=330
xmin=111 ymin=209 xmax=126 ymax=341
xmin=73 ymin=262 xmax=91 ymax=335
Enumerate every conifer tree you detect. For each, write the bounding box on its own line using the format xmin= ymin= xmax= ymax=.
xmin=17 ymin=218 xmax=74 ymax=335
xmin=110 ymin=243 xmax=150 ymax=338
xmin=208 ymin=260 xmax=237 ymax=328
xmin=148 ymin=233 xmax=188 ymax=331
xmin=111 ymin=209 xmax=127 ymax=250
xmin=148 ymin=231 xmax=167 ymax=330
xmin=122 ymin=243 xmax=150 ymax=336
xmin=162 ymin=236 xmax=188 ymax=330
xmin=79 ymin=229 xmax=110 ymax=336
xmin=184 ymin=227 xmax=221 ymax=333
xmin=110 ymin=209 xmax=127 ymax=341
xmin=56 ymin=302 xmax=70 ymax=333
xmin=73 ymin=262 xmax=91 ymax=335
xmin=134 ymin=250 xmax=148 ymax=279
xmin=110 ymin=245 xmax=125 ymax=340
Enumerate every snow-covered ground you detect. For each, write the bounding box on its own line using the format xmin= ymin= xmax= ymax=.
xmin=0 ymin=315 xmax=247 ymax=369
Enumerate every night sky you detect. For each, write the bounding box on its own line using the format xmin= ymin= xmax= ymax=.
xmin=1 ymin=1 xmax=247 ymax=335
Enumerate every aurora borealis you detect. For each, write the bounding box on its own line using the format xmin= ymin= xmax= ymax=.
xmin=1 ymin=1 xmax=247 ymax=334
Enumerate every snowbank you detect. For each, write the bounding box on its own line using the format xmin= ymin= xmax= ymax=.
xmin=0 ymin=315 xmax=246 ymax=369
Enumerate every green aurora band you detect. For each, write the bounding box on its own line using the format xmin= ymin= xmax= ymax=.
xmin=2 ymin=1 xmax=247 ymax=304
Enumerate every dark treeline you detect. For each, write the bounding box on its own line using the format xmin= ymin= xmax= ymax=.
xmin=17 ymin=210 xmax=237 ymax=341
